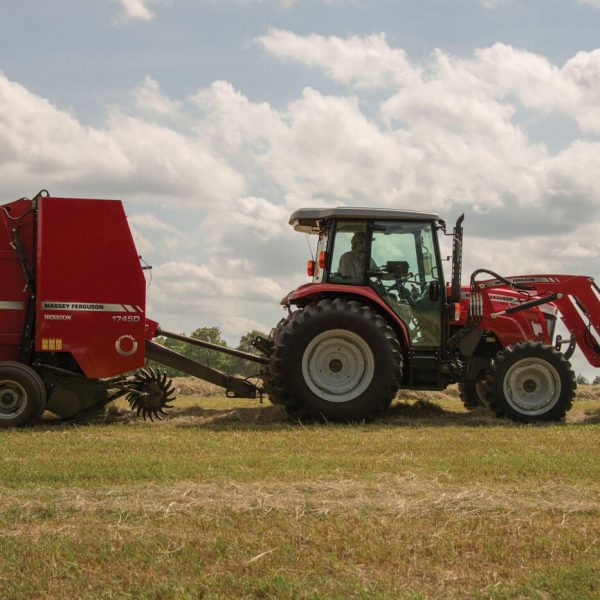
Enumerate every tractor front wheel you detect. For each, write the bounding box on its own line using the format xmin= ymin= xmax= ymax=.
xmin=485 ymin=342 xmax=576 ymax=422
xmin=0 ymin=362 xmax=47 ymax=427
xmin=266 ymin=298 xmax=402 ymax=422
xmin=458 ymin=379 xmax=488 ymax=410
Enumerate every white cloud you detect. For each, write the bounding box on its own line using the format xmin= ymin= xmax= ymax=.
xmin=132 ymin=77 xmax=181 ymax=118
xmin=256 ymin=30 xmax=419 ymax=90
xmin=114 ymin=0 xmax=346 ymax=23
xmin=481 ymin=0 xmax=506 ymax=9
xmin=472 ymin=44 xmax=581 ymax=113
xmin=0 ymin=72 xmax=244 ymax=206
xmin=2 ymin=31 xmax=600 ymax=343
xmin=115 ymin=0 xmax=162 ymax=23
xmin=562 ymin=49 xmax=600 ymax=132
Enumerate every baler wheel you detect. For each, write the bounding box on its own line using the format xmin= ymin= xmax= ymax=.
xmin=0 ymin=362 xmax=47 ymax=427
xmin=126 ymin=367 xmax=175 ymax=421
xmin=485 ymin=342 xmax=576 ymax=422
xmin=266 ymin=298 xmax=402 ymax=422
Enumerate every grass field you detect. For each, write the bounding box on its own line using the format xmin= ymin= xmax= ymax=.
xmin=1 ymin=384 xmax=600 ymax=599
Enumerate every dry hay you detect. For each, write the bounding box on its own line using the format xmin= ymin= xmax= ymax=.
xmin=2 ymin=475 xmax=599 ymax=524
xmin=574 ymin=383 xmax=600 ymax=401
xmin=169 ymin=376 xmax=222 ymax=396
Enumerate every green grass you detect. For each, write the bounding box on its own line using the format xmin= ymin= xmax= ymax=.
xmin=1 ymin=393 xmax=600 ymax=598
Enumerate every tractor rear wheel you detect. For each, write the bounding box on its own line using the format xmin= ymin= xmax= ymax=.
xmin=263 ymin=317 xmax=293 ymax=407
xmin=485 ymin=342 xmax=576 ymax=422
xmin=265 ymin=298 xmax=402 ymax=422
xmin=0 ymin=362 xmax=47 ymax=427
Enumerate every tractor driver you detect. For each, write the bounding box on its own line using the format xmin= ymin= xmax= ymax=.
xmin=338 ymin=231 xmax=377 ymax=279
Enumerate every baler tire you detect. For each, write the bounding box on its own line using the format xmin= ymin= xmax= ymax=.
xmin=0 ymin=362 xmax=47 ymax=427
xmin=267 ymin=298 xmax=402 ymax=422
xmin=485 ymin=342 xmax=576 ymax=423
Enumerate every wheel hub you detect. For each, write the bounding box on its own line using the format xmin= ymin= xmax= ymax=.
xmin=503 ymin=358 xmax=561 ymax=415
xmin=329 ymin=359 xmax=343 ymax=373
xmin=301 ymin=329 xmax=375 ymax=403
xmin=0 ymin=381 xmax=26 ymax=417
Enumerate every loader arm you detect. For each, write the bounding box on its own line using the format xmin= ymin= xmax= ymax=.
xmin=473 ymin=274 xmax=600 ymax=367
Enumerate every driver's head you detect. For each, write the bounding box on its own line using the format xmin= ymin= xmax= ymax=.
xmin=351 ymin=231 xmax=367 ymax=253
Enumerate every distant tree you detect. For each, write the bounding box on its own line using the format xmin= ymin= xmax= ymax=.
xmin=576 ymin=373 xmax=590 ymax=385
xmin=145 ymin=334 xmax=188 ymax=377
xmin=186 ymin=326 xmax=233 ymax=373
xmin=232 ymin=329 xmax=268 ymax=377
xmin=593 ymin=376 xmax=600 ymax=386
xmin=146 ymin=326 xmax=233 ymax=377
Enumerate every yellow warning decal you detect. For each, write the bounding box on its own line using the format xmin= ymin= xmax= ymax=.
xmin=42 ymin=338 xmax=63 ymax=351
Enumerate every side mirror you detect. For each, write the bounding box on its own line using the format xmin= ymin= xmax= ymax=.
xmin=428 ymin=280 xmax=441 ymax=302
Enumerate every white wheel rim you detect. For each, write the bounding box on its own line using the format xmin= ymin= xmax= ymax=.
xmin=503 ymin=358 xmax=561 ymax=415
xmin=301 ymin=329 xmax=375 ymax=403
xmin=0 ymin=380 xmax=27 ymax=420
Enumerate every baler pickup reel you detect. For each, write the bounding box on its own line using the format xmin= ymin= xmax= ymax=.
xmin=125 ymin=367 xmax=176 ymax=420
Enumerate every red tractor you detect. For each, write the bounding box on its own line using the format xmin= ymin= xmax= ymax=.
xmin=262 ymin=207 xmax=599 ymax=423
xmin=1 ymin=193 xmax=598 ymax=426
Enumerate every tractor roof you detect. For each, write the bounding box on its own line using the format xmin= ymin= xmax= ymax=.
xmin=289 ymin=207 xmax=444 ymax=233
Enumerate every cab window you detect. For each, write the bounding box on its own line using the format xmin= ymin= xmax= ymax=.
xmin=329 ymin=221 xmax=368 ymax=284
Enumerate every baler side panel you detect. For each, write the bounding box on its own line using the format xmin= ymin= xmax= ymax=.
xmin=0 ymin=199 xmax=35 ymax=361
xmin=36 ymin=197 xmax=147 ymax=378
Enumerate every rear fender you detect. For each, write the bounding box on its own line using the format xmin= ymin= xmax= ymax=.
xmin=283 ymin=283 xmax=410 ymax=346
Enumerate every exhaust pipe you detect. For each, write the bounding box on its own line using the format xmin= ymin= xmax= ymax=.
xmin=451 ymin=214 xmax=464 ymax=304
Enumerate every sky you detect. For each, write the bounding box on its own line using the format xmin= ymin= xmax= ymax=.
xmin=1 ymin=0 xmax=600 ymax=376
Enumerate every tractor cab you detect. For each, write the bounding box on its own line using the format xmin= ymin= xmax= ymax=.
xmin=289 ymin=208 xmax=448 ymax=350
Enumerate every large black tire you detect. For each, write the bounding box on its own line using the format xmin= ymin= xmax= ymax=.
xmin=0 ymin=362 xmax=47 ymax=427
xmin=263 ymin=317 xmax=292 ymax=407
xmin=485 ymin=342 xmax=576 ymax=423
xmin=264 ymin=298 xmax=402 ymax=422
xmin=458 ymin=379 xmax=488 ymax=410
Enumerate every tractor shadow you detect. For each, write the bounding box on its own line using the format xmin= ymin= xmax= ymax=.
xmin=169 ymin=399 xmax=600 ymax=430
xmin=37 ymin=398 xmax=600 ymax=430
